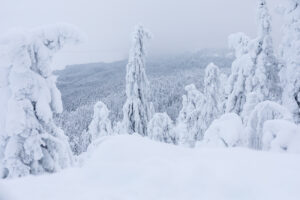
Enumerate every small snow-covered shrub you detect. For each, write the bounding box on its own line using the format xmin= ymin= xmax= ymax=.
xmin=147 ymin=113 xmax=176 ymax=144
xmin=176 ymin=84 xmax=204 ymax=147
xmin=88 ymin=101 xmax=113 ymax=142
xmin=246 ymin=101 xmax=293 ymax=150
xmin=199 ymin=113 xmax=244 ymax=148
xmin=262 ymin=120 xmax=300 ymax=153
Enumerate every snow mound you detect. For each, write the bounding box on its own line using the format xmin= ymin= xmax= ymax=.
xmin=262 ymin=120 xmax=300 ymax=153
xmin=198 ymin=113 xmax=244 ymax=148
xmin=1 ymin=135 xmax=300 ymax=200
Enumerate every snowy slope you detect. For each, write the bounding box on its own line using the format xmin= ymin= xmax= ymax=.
xmin=1 ymin=135 xmax=300 ymax=200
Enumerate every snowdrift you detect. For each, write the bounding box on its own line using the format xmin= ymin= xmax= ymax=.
xmin=1 ymin=135 xmax=300 ymax=200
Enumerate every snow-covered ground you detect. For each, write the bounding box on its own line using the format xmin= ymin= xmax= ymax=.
xmin=1 ymin=135 xmax=300 ymax=200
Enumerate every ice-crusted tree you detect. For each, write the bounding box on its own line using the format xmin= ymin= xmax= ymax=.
xmin=279 ymin=0 xmax=300 ymax=123
xmin=226 ymin=0 xmax=281 ymax=118
xmin=122 ymin=25 xmax=153 ymax=136
xmin=250 ymin=0 xmax=281 ymax=103
xmin=87 ymin=101 xmax=113 ymax=143
xmin=202 ymin=63 xmax=222 ymax=130
xmin=246 ymin=101 xmax=294 ymax=150
xmin=0 ymin=24 xmax=82 ymax=178
xmin=176 ymin=64 xmax=222 ymax=147
xmin=225 ymin=32 xmax=252 ymax=115
xmin=176 ymin=84 xmax=204 ymax=147
xmin=147 ymin=113 xmax=176 ymax=144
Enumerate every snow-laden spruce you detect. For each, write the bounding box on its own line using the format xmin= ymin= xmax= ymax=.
xmin=262 ymin=119 xmax=300 ymax=153
xmin=225 ymin=32 xmax=252 ymax=115
xmin=87 ymin=101 xmax=113 ymax=143
xmin=176 ymin=63 xmax=223 ymax=147
xmin=202 ymin=63 xmax=222 ymax=128
xmin=176 ymin=84 xmax=204 ymax=147
xmin=122 ymin=25 xmax=154 ymax=136
xmin=279 ymin=0 xmax=300 ymax=123
xmin=246 ymin=101 xmax=294 ymax=150
xmin=0 ymin=24 xmax=83 ymax=178
xmin=250 ymin=0 xmax=281 ymax=103
xmin=226 ymin=0 xmax=281 ymax=119
xmin=147 ymin=113 xmax=176 ymax=144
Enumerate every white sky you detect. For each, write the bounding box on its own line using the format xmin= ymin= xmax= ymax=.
xmin=0 ymin=0 xmax=284 ymax=68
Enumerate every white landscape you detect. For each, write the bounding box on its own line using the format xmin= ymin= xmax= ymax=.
xmin=1 ymin=0 xmax=300 ymax=199
xmin=1 ymin=135 xmax=300 ymax=200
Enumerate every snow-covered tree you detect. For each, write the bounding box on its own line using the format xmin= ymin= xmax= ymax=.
xmin=279 ymin=0 xmax=300 ymax=123
xmin=202 ymin=63 xmax=222 ymax=129
xmin=176 ymin=84 xmax=204 ymax=147
xmin=122 ymin=25 xmax=153 ymax=136
xmin=0 ymin=24 xmax=83 ymax=178
xmin=219 ymin=73 xmax=228 ymax=114
xmin=262 ymin=119 xmax=300 ymax=153
xmin=147 ymin=113 xmax=176 ymax=144
xmin=225 ymin=32 xmax=252 ymax=115
xmin=241 ymin=92 xmax=260 ymax=124
xmin=87 ymin=101 xmax=113 ymax=142
xmin=199 ymin=113 xmax=244 ymax=148
xmin=226 ymin=0 xmax=281 ymax=118
xmin=246 ymin=101 xmax=294 ymax=150
xmin=250 ymin=0 xmax=281 ymax=103
xmin=176 ymin=64 xmax=223 ymax=147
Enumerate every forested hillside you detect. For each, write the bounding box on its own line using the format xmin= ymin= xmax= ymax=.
xmin=54 ymin=50 xmax=233 ymax=153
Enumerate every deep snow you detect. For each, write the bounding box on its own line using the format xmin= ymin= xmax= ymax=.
xmin=1 ymin=135 xmax=300 ymax=200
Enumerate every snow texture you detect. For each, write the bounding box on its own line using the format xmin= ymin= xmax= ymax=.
xmin=1 ymin=135 xmax=300 ymax=200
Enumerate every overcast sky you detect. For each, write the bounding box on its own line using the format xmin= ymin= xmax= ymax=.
xmin=0 ymin=0 xmax=284 ymax=68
